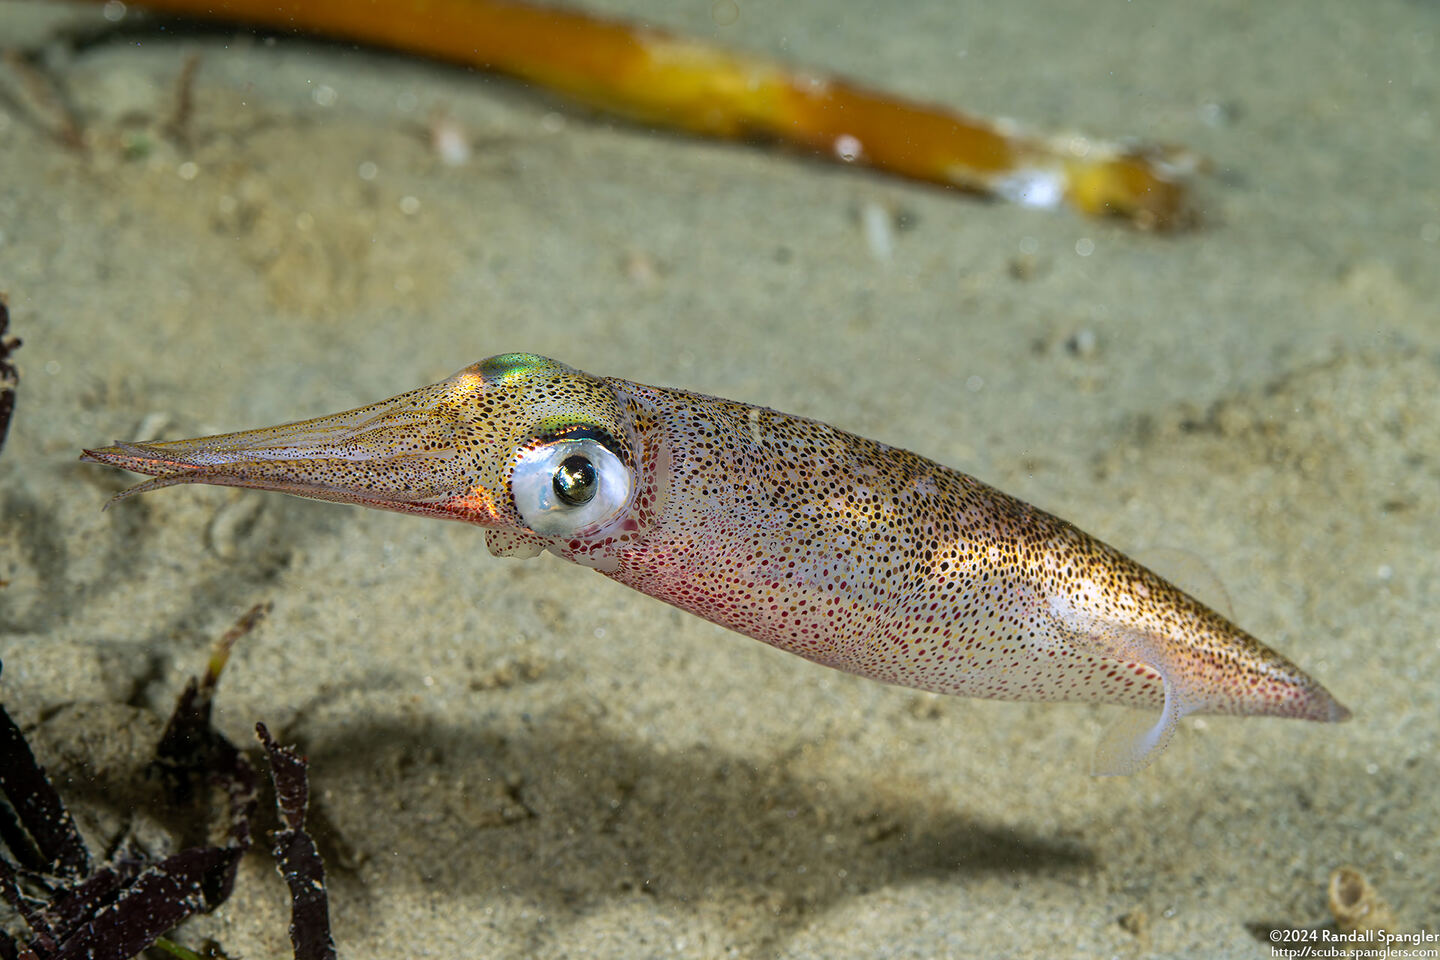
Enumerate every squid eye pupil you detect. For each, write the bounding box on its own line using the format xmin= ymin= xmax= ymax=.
xmin=553 ymin=455 xmax=598 ymax=506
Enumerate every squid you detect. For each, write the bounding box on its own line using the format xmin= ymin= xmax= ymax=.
xmin=82 ymin=354 xmax=1348 ymax=774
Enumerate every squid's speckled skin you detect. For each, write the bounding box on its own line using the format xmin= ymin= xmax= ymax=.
xmin=82 ymin=354 xmax=1348 ymax=773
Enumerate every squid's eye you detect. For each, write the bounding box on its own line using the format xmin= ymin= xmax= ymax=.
xmin=553 ymin=455 xmax=597 ymax=505
xmin=511 ymin=437 xmax=633 ymax=536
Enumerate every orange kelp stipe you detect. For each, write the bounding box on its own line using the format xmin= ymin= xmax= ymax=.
xmin=77 ymin=0 xmax=1198 ymax=227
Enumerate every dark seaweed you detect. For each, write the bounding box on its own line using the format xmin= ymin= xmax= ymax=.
xmin=0 ymin=295 xmax=19 ymax=456
xmin=257 ymin=725 xmax=336 ymax=960
xmin=0 ymin=605 xmax=281 ymax=960
xmin=0 ymin=683 xmax=254 ymax=959
xmin=0 ymin=688 xmax=89 ymax=880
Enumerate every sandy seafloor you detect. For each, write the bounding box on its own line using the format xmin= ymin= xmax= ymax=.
xmin=0 ymin=0 xmax=1437 ymax=957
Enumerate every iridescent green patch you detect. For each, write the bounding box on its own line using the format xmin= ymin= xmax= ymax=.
xmin=478 ymin=353 xmax=551 ymax=382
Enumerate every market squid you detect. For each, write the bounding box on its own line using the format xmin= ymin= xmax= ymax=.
xmin=81 ymin=354 xmax=1349 ymax=774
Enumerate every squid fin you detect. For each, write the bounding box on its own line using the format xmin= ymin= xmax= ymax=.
xmin=1091 ymin=675 xmax=1183 ymax=776
xmin=1078 ymin=618 xmax=1197 ymax=776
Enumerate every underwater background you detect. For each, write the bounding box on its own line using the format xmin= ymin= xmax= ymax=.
xmin=1 ymin=0 xmax=1436 ymax=956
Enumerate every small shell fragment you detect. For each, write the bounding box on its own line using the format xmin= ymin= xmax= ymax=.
xmin=1327 ymin=866 xmax=1398 ymax=936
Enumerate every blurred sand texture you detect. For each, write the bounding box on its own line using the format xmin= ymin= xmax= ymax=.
xmin=1 ymin=1 xmax=1436 ymax=957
